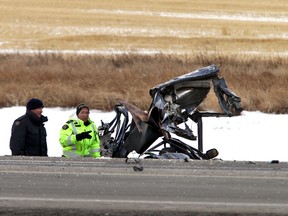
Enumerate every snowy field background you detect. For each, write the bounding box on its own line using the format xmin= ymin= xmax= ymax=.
xmin=1 ymin=106 xmax=287 ymax=162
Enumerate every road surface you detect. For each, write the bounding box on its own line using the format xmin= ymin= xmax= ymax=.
xmin=1 ymin=156 xmax=288 ymax=215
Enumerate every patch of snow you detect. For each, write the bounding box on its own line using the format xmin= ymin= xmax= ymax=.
xmin=1 ymin=107 xmax=287 ymax=162
xmin=84 ymin=9 xmax=288 ymax=23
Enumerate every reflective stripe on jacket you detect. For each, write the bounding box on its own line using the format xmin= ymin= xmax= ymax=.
xmin=59 ymin=118 xmax=101 ymax=158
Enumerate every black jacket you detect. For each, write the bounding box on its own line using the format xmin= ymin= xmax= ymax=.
xmin=10 ymin=110 xmax=48 ymax=156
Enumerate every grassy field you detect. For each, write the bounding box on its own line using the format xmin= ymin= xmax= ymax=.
xmin=0 ymin=0 xmax=287 ymax=113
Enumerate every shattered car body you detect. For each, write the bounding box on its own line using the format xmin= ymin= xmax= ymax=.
xmin=98 ymin=65 xmax=243 ymax=160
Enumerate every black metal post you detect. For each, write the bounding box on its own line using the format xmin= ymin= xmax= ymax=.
xmin=197 ymin=115 xmax=203 ymax=152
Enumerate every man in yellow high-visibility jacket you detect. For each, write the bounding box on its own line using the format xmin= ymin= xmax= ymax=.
xmin=59 ymin=103 xmax=101 ymax=158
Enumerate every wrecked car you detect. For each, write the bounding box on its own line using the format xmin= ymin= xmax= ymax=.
xmin=98 ymin=64 xmax=243 ymax=160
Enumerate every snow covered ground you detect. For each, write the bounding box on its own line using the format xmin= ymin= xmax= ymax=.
xmin=1 ymin=106 xmax=288 ymax=162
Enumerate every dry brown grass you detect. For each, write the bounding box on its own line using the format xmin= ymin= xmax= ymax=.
xmin=0 ymin=53 xmax=287 ymax=113
xmin=0 ymin=0 xmax=287 ymax=113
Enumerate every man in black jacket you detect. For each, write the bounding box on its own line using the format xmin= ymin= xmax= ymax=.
xmin=10 ymin=98 xmax=48 ymax=156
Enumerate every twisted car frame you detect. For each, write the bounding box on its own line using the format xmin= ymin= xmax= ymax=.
xmin=98 ymin=65 xmax=243 ymax=160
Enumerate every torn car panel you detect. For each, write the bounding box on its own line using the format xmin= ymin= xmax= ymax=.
xmin=99 ymin=65 xmax=243 ymax=160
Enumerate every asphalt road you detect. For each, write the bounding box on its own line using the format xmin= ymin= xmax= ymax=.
xmin=1 ymin=156 xmax=288 ymax=216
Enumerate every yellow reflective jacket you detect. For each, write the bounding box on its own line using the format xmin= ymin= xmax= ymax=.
xmin=59 ymin=118 xmax=101 ymax=158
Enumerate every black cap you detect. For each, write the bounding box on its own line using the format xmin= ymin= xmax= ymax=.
xmin=26 ymin=98 xmax=44 ymax=110
xmin=76 ymin=103 xmax=89 ymax=116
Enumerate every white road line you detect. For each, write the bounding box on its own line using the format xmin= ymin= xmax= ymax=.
xmin=1 ymin=197 xmax=288 ymax=208
xmin=1 ymin=170 xmax=288 ymax=179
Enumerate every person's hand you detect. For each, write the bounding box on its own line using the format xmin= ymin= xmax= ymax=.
xmin=76 ymin=131 xmax=92 ymax=141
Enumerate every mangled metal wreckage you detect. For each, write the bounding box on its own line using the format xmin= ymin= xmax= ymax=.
xmin=98 ymin=65 xmax=243 ymax=160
